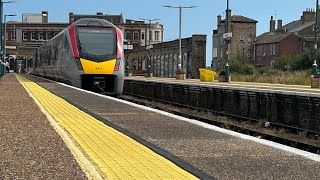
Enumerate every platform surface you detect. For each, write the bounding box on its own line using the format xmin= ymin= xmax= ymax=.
xmin=1 ymin=73 xmax=320 ymax=179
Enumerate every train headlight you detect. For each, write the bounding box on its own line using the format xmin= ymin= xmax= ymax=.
xmin=75 ymin=58 xmax=83 ymax=70
xmin=114 ymin=58 xmax=121 ymax=71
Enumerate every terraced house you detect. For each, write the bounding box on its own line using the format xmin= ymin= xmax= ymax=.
xmin=255 ymin=8 xmax=317 ymax=67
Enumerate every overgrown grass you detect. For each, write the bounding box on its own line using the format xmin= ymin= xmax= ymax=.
xmin=231 ymin=70 xmax=311 ymax=85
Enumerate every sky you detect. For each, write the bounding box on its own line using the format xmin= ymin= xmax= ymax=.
xmin=4 ymin=0 xmax=315 ymax=66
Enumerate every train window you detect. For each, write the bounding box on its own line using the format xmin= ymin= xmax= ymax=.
xmin=77 ymin=27 xmax=116 ymax=57
xmin=65 ymin=36 xmax=70 ymax=52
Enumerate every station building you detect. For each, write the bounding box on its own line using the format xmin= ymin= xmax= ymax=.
xmin=5 ymin=11 xmax=68 ymax=58
xmin=212 ymin=9 xmax=257 ymax=68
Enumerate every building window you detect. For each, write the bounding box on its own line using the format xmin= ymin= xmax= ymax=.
xmin=155 ymin=31 xmax=160 ymax=41
xmin=31 ymin=32 xmax=36 ymax=40
xmin=125 ymin=31 xmax=130 ymax=40
xmin=23 ymin=32 xmax=28 ymax=41
xmin=54 ymin=32 xmax=59 ymax=37
xmin=39 ymin=32 xmax=44 ymax=41
xmin=272 ymin=44 xmax=276 ymax=55
xmin=46 ymin=32 xmax=51 ymax=40
xmin=213 ymin=48 xmax=217 ymax=58
xmin=133 ymin=32 xmax=139 ymax=41
xmin=249 ymin=25 xmax=253 ymax=29
xmin=5 ymin=32 xmax=8 ymax=40
xmin=141 ymin=32 xmax=145 ymax=40
xmin=149 ymin=31 xmax=152 ymax=41
xmin=11 ymin=31 xmax=16 ymax=41
xmin=269 ymin=44 xmax=276 ymax=56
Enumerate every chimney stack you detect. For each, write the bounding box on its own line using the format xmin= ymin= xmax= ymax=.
xmin=269 ymin=16 xmax=275 ymax=32
xmin=69 ymin=12 xmax=74 ymax=24
xmin=277 ymin=19 xmax=282 ymax=30
xmin=42 ymin=11 xmax=48 ymax=23
xmin=217 ymin=15 xmax=221 ymax=26
xmin=301 ymin=8 xmax=316 ymax=24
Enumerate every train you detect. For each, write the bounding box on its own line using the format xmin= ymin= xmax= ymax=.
xmin=28 ymin=18 xmax=124 ymax=96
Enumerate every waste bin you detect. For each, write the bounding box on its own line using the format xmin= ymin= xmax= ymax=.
xmin=199 ymin=69 xmax=216 ymax=82
xmin=199 ymin=68 xmax=206 ymax=81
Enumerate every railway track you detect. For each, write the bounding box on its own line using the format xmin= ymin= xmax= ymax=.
xmin=120 ymin=92 xmax=320 ymax=154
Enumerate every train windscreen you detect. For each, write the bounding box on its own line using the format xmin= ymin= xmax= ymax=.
xmin=77 ymin=27 xmax=116 ymax=61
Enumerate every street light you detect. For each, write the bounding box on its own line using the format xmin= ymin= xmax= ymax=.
xmin=313 ymin=0 xmax=319 ymax=75
xmin=4 ymin=14 xmax=16 ymax=61
xmin=163 ymin=5 xmax=197 ymax=72
xmin=139 ymin=18 xmax=160 ymax=77
xmin=0 ymin=0 xmax=15 ymax=61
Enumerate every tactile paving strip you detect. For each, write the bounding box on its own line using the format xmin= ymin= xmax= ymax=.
xmin=17 ymin=75 xmax=197 ymax=179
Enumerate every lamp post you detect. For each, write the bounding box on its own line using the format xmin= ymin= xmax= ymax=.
xmin=225 ymin=0 xmax=231 ymax=82
xmin=139 ymin=18 xmax=160 ymax=77
xmin=0 ymin=0 xmax=15 ymax=61
xmin=4 ymin=14 xmax=16 ymax=61
xmin=313 ymin=0 xmax=319 ymax=75
xmin=163 ymin=5 xmax=197 ymax=72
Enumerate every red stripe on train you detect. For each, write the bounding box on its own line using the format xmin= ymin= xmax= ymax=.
xmin=115 ymin=27 xmax=123 ymax=59
xmin=68 ymin=25 xmax=79 ymax=58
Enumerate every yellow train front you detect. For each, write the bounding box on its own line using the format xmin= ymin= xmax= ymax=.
xmin=29 ymin=18 xmax=124 ymax=96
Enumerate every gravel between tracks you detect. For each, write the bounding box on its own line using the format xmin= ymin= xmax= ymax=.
xmin=0 ymin=74 xmax=87 ymax=180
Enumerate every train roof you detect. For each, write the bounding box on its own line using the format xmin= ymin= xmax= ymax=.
xmin=72 ymin=18 xmax=115 ymax=27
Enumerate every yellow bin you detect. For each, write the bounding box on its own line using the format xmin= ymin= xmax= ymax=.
xmin=199 ymin=69 xmax=216 ymax=82
xmin=199 ymin=68 xmax=206 ymax=81
xmin=204 ymin=70 xmax=216 ymax=81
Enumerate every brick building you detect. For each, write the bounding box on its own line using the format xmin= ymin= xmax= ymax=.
xmin=69 ymin=12 xmax=163 ymax=48
xmin=5 ymin=11 xmax=69 ymax=58
xmin=5 ymin=11 xmax=164 ymax=61
xmin=255 ymin=8 xmax=317 ymax=67
xmin=212 ymin=9 xmax=257 ymax=68
xmin=127 ymin=35 xmax=206 ymax=79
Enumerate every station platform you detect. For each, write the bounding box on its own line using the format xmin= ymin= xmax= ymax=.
xmin=125 ymin=76 xmax=320 ymax=94
xmin=1 ymin=73 xmax=320 ymax=179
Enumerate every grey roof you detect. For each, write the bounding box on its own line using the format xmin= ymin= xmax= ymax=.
xmin=281 ymin=20 xmax=301 ymax=32
xmin=255 ymin=32 xmax=293 ymax=44
xmin=277 ymin=20 xmax=314 ymax=33
xmin=222 ymin=15 xmax=257 ymax=23
xmin=288 ymin=21 xmax=314 ymax=32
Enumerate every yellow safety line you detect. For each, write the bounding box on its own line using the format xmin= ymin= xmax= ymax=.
xmin=16 ymin=74 xmax=197 ymax=180
xmin=16 ymin=74 xmax=104 ymax=180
